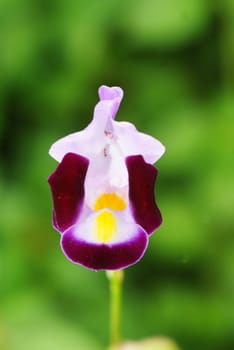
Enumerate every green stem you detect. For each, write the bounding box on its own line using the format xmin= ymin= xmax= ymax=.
xmin=107 ymin=270 xmax=124 ymax=348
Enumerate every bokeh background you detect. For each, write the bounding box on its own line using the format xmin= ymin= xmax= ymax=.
xmin=1 ymin=0 xmax=234 ymax=349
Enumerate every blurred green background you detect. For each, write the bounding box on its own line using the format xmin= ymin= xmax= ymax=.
xmin=1 ymin=0 xmax=234 ymax=349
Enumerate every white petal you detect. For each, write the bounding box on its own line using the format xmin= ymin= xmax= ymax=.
xmin=84 ymin=149 xmax=128 ymax=209
xmin=71 ymin=208 xmax=143 ymax=245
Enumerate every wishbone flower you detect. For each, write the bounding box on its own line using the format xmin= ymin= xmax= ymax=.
xmin=48 ymin=85 xmax=165 ymax=270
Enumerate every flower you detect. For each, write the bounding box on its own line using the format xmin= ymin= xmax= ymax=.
xmin=115 ymin=337 xmax=181 ymax=350
xmin=48 ymin=85 xmax=165 ymax=270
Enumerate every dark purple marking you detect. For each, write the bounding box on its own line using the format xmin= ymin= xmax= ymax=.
xmin=48 ymin=153 xmax=89 ymax=233
xmin=126 ymin=155 xmax=162 ymax=234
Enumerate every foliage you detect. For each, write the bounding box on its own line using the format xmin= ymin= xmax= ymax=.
xmin=1 ymin=0 xmax=234 ymax=349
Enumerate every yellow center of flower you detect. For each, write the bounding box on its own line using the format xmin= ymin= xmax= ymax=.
xmin=94 ymin=193 xmax=126 ymax=211
xmin=95 ymin=210 xmax=117 ymax=243
xmin=93 ymin=193 xmax=126 ymax=243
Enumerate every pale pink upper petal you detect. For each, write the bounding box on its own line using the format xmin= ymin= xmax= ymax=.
xmin=49 ymin=86 xmax=122 ymax=162
xmin=113 ymin=121 xmax=165 ymax=164
xmin=49 ymin=123 xmax=104 ymax=162
xmin=49 ymin=85 xmax=165 ymax=164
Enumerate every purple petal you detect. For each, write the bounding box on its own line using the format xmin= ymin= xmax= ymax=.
xmin=126 ymin=155 xmax=162 ymax=234
xmin=95 ymin=85 xmax=123 ymax=120
xmin=98 ymin=85 xmax=123 ymax=102
xmin=61 ymin=226 xmax=148 ymax=270
xmin=48 ymin=153 xmax=89 ymax=232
